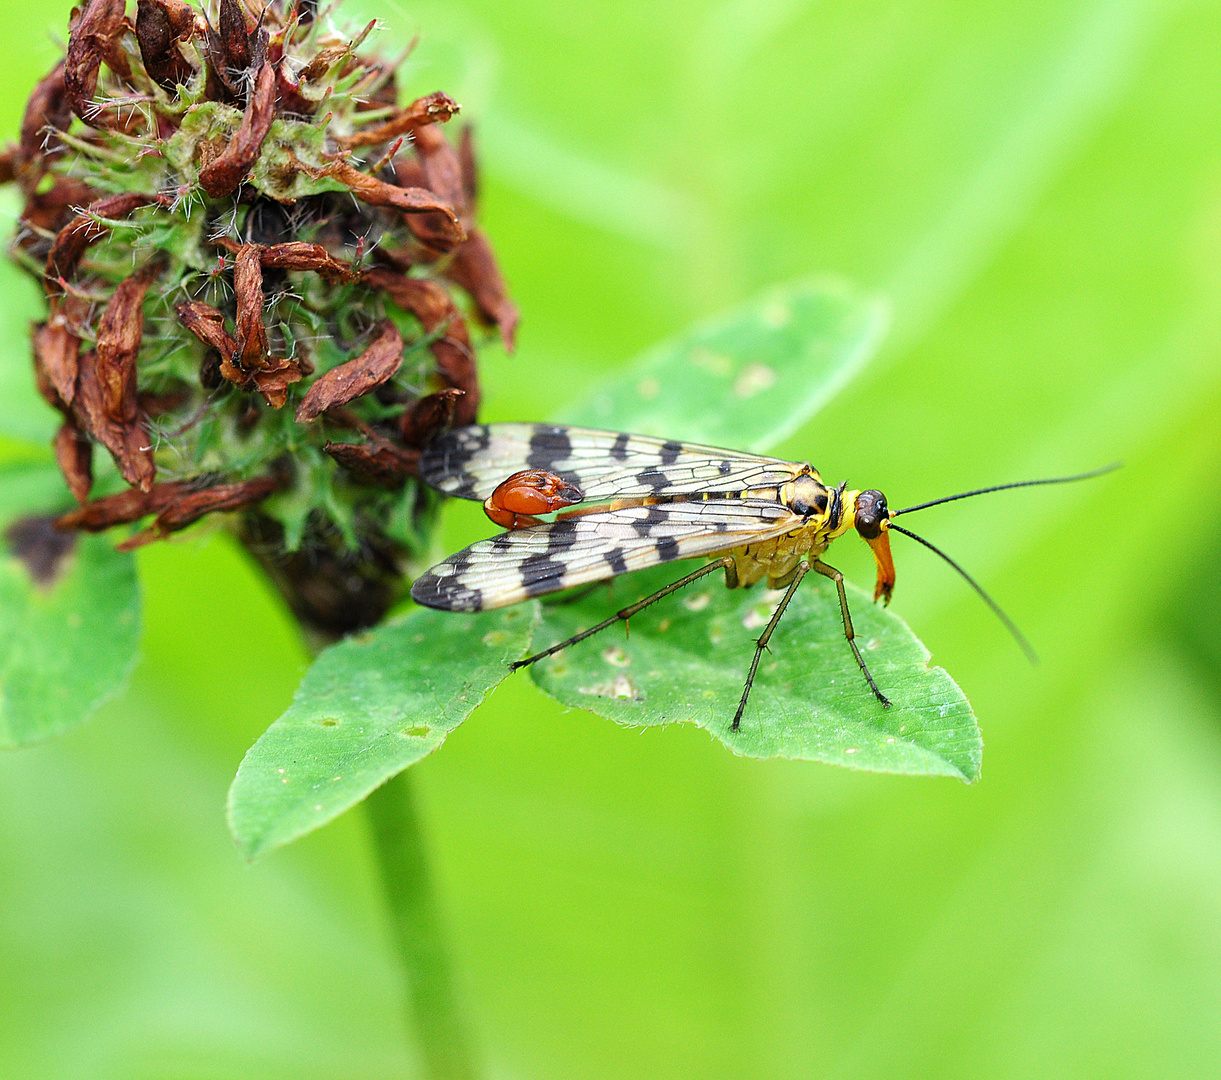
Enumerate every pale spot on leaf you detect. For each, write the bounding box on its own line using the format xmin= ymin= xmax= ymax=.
xmin=742 ymin=604 xmax=773 ymax=630
xmin=761 ymin=300 xmax=792 ymax=328
xmin=682 ymin=591 xmax=711 ymax=612
xmin=689 ymin=346 xmax=733 ymax=376
xmin=733 ymin=362 xmax=777 ymax=399
xmin=578 ymin=674 xmax=641 ymax=700
xmin=602 ymin=645 xmax=631 ymax=667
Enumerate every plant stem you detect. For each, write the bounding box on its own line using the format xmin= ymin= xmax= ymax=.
xmin=365 ymin=769 xmax=480 ymax=1080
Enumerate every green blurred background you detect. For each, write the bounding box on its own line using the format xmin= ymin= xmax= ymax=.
xmin=3 ymin=0 xmax=1221 ymax=1076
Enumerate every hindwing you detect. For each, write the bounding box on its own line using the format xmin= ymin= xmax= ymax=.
xmin=410 ymin=499 xmax=799 ymax=612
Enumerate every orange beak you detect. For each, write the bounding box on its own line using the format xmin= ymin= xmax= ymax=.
xmin=866 ymin=527 xmax=895 ymax=604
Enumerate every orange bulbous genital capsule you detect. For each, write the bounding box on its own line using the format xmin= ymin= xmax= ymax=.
xmin=483 ymin=469 xmax=584 ymax=530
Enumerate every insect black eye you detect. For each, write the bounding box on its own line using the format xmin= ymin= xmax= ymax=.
xmin=854 ymin=489 xmax=888 ymax=539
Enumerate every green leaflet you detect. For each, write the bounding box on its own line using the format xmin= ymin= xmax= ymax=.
xmin=529 ymin=563 xmax=980 ymax=781
xmin=0 ymin=460 xmax=140 ymax=747
xmin=227 ymin=603 xmax=538 ymax=859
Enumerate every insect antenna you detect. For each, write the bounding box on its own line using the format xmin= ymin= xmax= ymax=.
xmin=887 ymin=522 xmax=1039 ymax=665
xmin=889 ymin=463 xmax=1120 ymax=517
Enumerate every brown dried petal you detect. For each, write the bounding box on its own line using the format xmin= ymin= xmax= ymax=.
xmin=64 ymin=0 xmax=131 ymax=124
xmin=318 ymin=159 xmax=465 ymax=248
xmin=46 ymin=192 xmax=155 ymax=292
xmin=323 ymin=441 xmax=416 ymax=488
xmin=117 ymin=475 xmax=282 ymax=550
xmin=54 ymin=420 xmax=94 ymax=504
xmin=136 ymin=0 xmax=199 ymax=91
xmin=198 ymin=61 xmax=275 ymax=198
xmin=95 ymin=260 xmax=163 ymax=424
xmin=217 ymin=0 xmax=252 ymax=76
xmin=299 ymin=43 xmax=349 ymax=83
xmin=338 ymin=91 xmax=460 ymax=149
xmin=247 ymin=358 xmax=304 ymax=409
xmin=363 ymin=268 xmax=479 ymax=424
xmin=458 ymin=126 xmax=478 ymax=208
xmin=73 ymin=349 xmax=156 ymax=492
xmin=295 ymin=320 xmax=404 ymax=422
xmin=273 ymin=65 xmax=315 ymax=118
xmin=175 ymin=300 xmax=236 ymax=355
xmin=56 ymin=481 xmax=192 ymax=531
xmin=160 ymin=0 xmax=199 ymax=37
xmin=20 ymin=62 xmax=73 ymax=165
xmin=206 ymin=0 xmax=265 ymax=100
xmin=413 ymin=123 xmax=468 ymax=218
xmin=32 ymin=317 xmax=81 ymax=407
xmin=391 ymin=157 xmax=427 ymax=190
xmin=400 ymin=388 xmax=465 ymax=448
xmin=0 ymin=147 xmax=15 ymax=187
xmin=200 ymin=348 xmax=224 ymax=389
xmin=211 ymin=237 xmax=357 ymax=281
xmin=18 ymin=177 xmax=97 ymax=247
xmin=31 ymin=347 xmax=64 ymax=413
xmin=400 ymin=125 xmax=470 ymax=254
xmin=444 ymin=229 xmax=519 ymax=351
xmin=233 ymin=242 xmax=268 ymax=370
xmin=260 ymin=242 xmax=358 ymax=282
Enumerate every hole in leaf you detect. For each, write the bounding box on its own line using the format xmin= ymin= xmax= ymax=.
xmin=5 ymin=515 xmax=77 ymax=586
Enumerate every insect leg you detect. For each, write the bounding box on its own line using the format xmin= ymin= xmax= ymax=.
xmin=810 ymin=559 xmax=892 ymax=708
xmin=511 ymin=557 xmax=736 ymax=671
xmin=731 ymin=563 xmax=810 ymax=732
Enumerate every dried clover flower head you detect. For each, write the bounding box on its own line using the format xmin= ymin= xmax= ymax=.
xmin=1 ymin=0 xmax=517 ymax=633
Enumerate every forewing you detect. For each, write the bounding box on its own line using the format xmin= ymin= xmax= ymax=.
xmin=419 ymin=423 xmax=802 ymax=501
xmin=411 ymin=499 xmax=799 ymax=611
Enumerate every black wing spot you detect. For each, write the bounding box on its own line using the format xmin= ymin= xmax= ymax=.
xmin=546 ymin=518 xmax=581 ymax=551
xmin=635 ymin=467 xmax=670 ymax=489
xmin=719 ymin=460 xmax=733 ymax=475
xmin=660 ymin=440 xmax=683 ymax=466
xmin=527 ymin=425 xmax=573 ymax=470
xmin=519 ymin=553 xmax=568 ymax=597
xmin=610 ymin=432 xmax=631 ymax=461
xmin=604 ymin=547 xmax=629 ymax=574
xmin=419 ymin=425 xmax=489 ymax=497
xmin=656 ymin=536 xmax=680 ymax=562
xmin=453 ymin=476 xmax=480 ymax=499
xmin=411 ymin=569 xmax=485 ymax=612
xmin=630 ymin=506 xmax=670 ymax=536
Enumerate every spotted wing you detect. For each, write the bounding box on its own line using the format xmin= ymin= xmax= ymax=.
xmin=411 ymin=499 xmax=799 ymax=612
xmin=419 ymin=423 xmax=803 ymax=501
